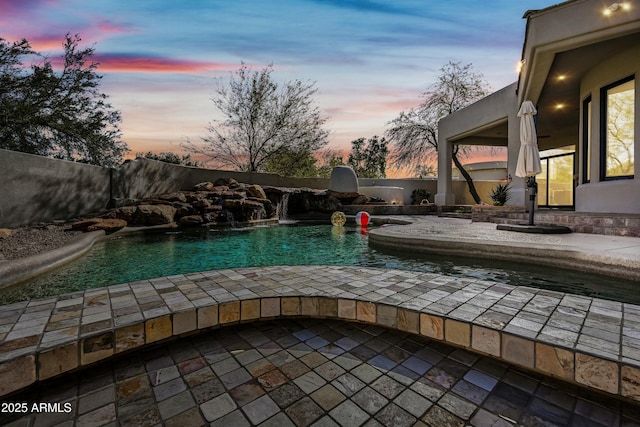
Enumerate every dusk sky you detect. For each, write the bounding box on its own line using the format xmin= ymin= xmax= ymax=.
xmin=2 ymin=0 xmax=560 ymax=167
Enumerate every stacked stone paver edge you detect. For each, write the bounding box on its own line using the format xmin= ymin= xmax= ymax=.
xmin=1 ymin=265 xmax=639 ymax=405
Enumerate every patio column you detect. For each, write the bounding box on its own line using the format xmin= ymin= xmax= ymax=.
xmin=435 ymin=134 xmax=455 ymax=206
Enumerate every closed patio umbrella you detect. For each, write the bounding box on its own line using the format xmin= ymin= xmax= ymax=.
xmin=516 ymin=100 xmax=541 ymax=225
xmin=516 ymin=100 xmax=541 ymax=177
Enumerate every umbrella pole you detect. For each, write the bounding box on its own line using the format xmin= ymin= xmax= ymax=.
xmin=527 ymin=176 xmax=537 ymax=225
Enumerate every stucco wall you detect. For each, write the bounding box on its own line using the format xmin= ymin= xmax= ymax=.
xmin=436 ymin=83 xmax=522 ymax=206
xmin=576 ymin=44 xmax=640 ymax=213
xmin=1 ymin=150 xmax=493 ymax=227
xmin=0 ymin=149 xmax=111 ymax=227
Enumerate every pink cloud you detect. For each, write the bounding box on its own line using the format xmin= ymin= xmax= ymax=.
xmin=95 ymin=19 xmax=137 ymax=35
xmin=28 ymin=35 xmax=69 ymax=51
xmin=93 ymin=54 xmax=237 ymax=74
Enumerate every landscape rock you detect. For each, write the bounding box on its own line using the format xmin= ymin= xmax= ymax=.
xmin=157 ymin=193 xmax=187 ymax=203
xmin=171 ymin=202 xmax=194 ymax=217
xmin=214 ymin=177 xmax=240 ymax=188
xmin=99 ymin=177 xmax=350 ymax=228
xmin=245 ymin=184 xmax=267 ymax=200
xmin=203 ymin=212 xmax=223 ymax=223
xmin=222 ymin=199 xmax=266 ymax=221
xmin=193 ymin=182 xmax=214 ymax=191
xmin=0 ymin=229 xmax=13 ymax=239
xmin=87 ymin=219 xmax=127 ymax=233
xmin=135 ymin=205 xmax=177 ymax=225
xmin=247 ymin=197 xmax=275 ymax=217
xmin=111 ymin=206 xmax=138 ymax=223
xmin=192 ymin=198 xmax=212 ymax=209
xmin=71 ymin=218 xmax=127 ymax=233
xmin=287 ymin=190 xmax=341 ymax=214
xmin=222 ymin=190 xmax=246 ymax=199
xmin=262 ymin=186 xmax=286 ymax=196
xmin=222 ymin=199 xmax=264 ymax=210
xmin=178 ymin=215 xmax=204 ymax=226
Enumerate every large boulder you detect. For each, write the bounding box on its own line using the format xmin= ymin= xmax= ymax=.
xmin=222 ymin=199 xmax=266 ymax=221
xmin=112 ymin=206 xmax=138 ymax=223
xmin=245 ymin=184 xmax=267 ymax=200
xmin=287 ymin=190 xmax=341 ymax=214
xmin=214 ymin=177 xmax=240 ymax=189
xmin=192 ymin=198 xmax=212 ymax=209
xmin=112 ymin=205 xmax=177 ymax=225
xmin=172 ymin=202 xmax=194 ymax=217
xmin=193 ymin=182 xmax=214 ymax=191
xmin=178 ymin=215 xmax=204 ymax=226
xmin=136 ymin=205 xmax=177 ymax=225
xmin=247 ymin=197 xmax=275 ymax=217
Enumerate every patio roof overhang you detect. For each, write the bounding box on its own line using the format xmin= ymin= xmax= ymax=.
xmin=439 ymin=1 xmax=640 ymax=152
xmin=518 ymin=1 xmax=640 ymax=150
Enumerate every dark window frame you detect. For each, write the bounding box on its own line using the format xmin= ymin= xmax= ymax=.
xmin=539 ymin=152 xmax=576 ymax=209
xmin=599 ymin=75 xmax=635 ymax=181
xmin=582 ymin=95 xmax=592 ymax=184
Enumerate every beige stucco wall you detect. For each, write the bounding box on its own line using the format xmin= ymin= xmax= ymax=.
xmin=576 ymin=44 xmax=640 ymax=213
xmin=436 ymin=83 xmax=524 ymax=206
xmin=452 ymin=180 xmax=508 ymax=206
xmin=1 ymin=150 xmax=494 ymax=227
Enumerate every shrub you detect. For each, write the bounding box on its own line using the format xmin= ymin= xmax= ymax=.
xmin=411 ymin=189 xmax=431 ymax=205
xmin=489 ymin=183 xmax=511 ymax=206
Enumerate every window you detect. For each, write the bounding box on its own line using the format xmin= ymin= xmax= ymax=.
xmin=601 ymin=76 xmax=635 ymax=179
xmin=538 ymin=152 xmax=575 ymax=208
xmin=583 ymin=96 xmax=591 ymax=183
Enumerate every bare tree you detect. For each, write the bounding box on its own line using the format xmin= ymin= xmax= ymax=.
xmin=386 ymin=61 xmax=489 ymax=203
xmin=189 ymin=63 xmax=330 ymax=172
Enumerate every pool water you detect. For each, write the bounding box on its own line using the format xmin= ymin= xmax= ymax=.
xmin=2 ymin=223 xmax=638 ymax=304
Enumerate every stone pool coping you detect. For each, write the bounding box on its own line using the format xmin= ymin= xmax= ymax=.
xmin=1 ymin=265 xmax=639 ymax=404
xmin=0 ymin=223 xmax=199 ymax=289
xmin=369 ymin=219 xmax=640 ymax=282
xmin=0 ymin=230 xmax=105 ymax=288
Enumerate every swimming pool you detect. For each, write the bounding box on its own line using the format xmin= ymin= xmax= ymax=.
xmin=1 ymin=223 xmax=638 ymax=304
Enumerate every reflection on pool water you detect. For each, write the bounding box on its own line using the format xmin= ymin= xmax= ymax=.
xmin=2 ymin=223 xmax=639 ymax=304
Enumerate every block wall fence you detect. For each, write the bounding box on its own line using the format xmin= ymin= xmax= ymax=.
xmin=0 ymin=149 xmax=499 ymax=228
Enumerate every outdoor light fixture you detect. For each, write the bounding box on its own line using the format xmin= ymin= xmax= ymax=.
xmin=603 ymin=2 xmax=631 ymax=16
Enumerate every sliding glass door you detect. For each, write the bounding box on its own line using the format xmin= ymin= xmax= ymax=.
xmin=537 ymin=153 xmax=575 ymax=208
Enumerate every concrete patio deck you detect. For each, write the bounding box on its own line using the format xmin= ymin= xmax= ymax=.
xmin=0 ymin=217 xmax=639 ymax=425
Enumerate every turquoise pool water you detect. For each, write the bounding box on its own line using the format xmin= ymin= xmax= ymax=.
xmin=2 ymin=223 xmax=638 ymax=304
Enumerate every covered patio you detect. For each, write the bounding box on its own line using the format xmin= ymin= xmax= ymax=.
xmin=436 ymin=0 xmax=640 ymax=215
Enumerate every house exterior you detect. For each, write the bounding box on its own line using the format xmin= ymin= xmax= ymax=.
xmin=435 ymin=0 xmax=640 ymax=213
